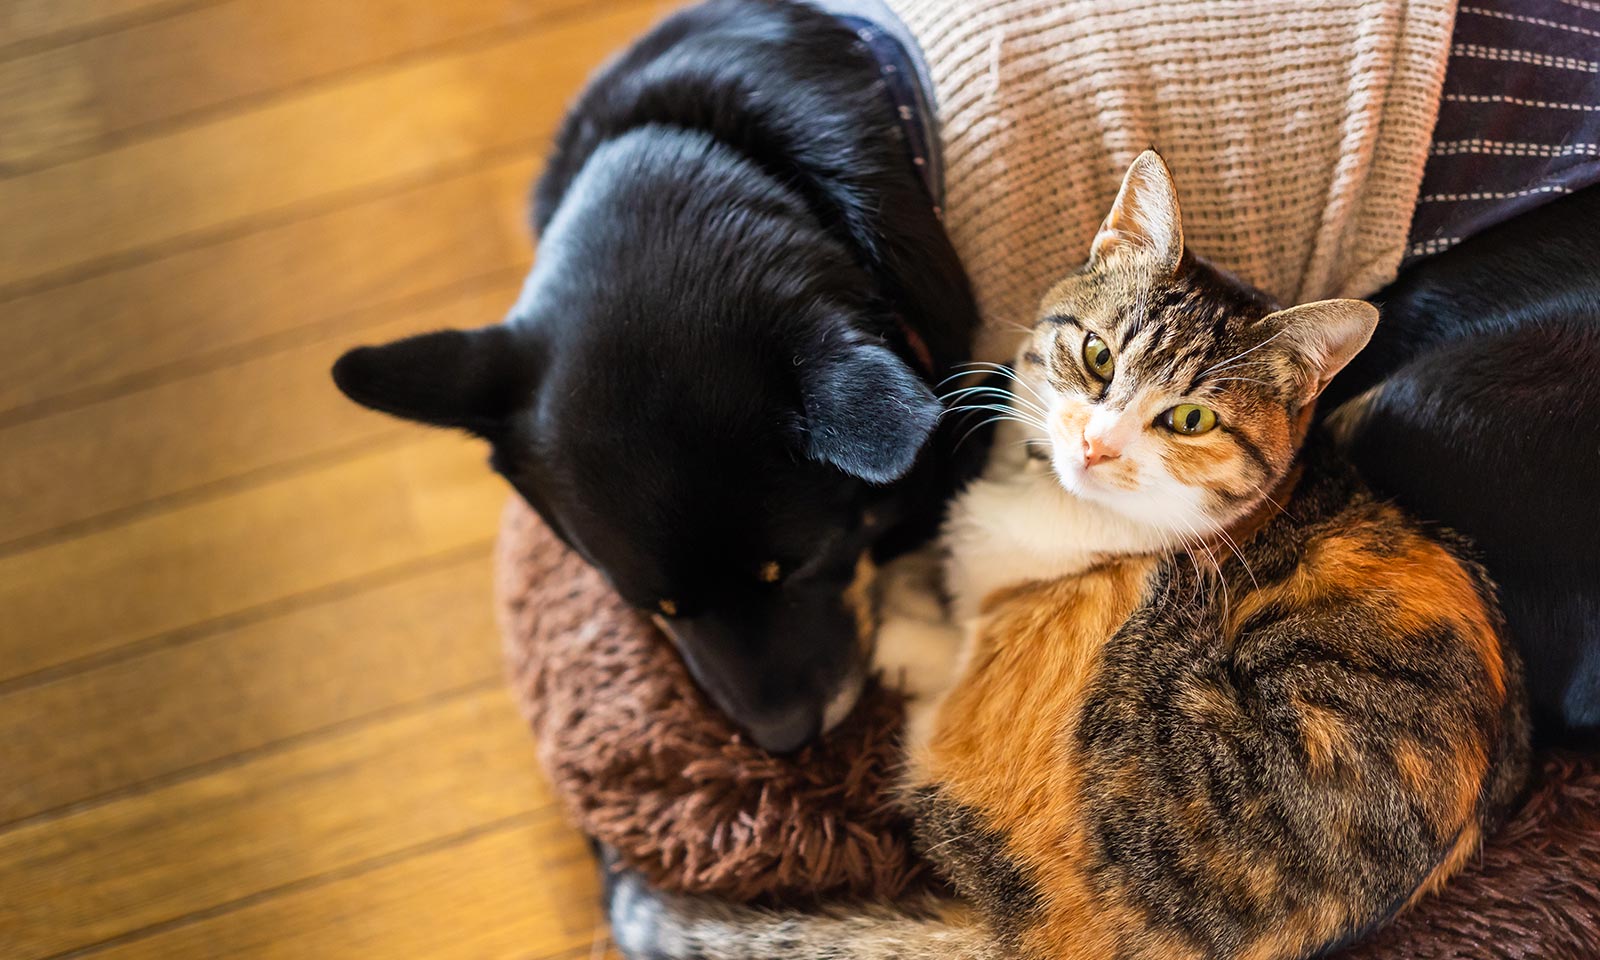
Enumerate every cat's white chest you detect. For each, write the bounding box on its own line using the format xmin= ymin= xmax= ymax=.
xmin=942 ymin=455 xmax=1152 ymax=623
xmin=873 ymin=428 xmax=1172 ymax=753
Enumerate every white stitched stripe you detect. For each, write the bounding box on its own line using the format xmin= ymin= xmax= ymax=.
xmin=1460 ymin=6 xmax=1600 ymax=39
xmin=1407 ymin=237 xmax=1463 ymax=257
xmin=1558 ymin=0 xmax=1600 ymax=13
xmin=1431 ymin=139 xmax=1600 ymax=158
xmin=1418 ymin=185 xmax=1571 ymax=203
xmin=1444 ymin=93 xmax=1600 ymax=111
xmin=1452 ymin=43 xmax=1600 ymax=73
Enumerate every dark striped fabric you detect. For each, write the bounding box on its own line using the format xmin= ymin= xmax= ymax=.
xmin=834 ymin=12 xmax=945 ymax=213
xmin=810 ymin=0 xmax=945 ymax=212
xmin=1407 ymin=0 xmax=1600 ymax=261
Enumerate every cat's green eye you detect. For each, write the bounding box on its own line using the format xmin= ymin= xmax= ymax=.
xmin=1162 ymin=403 xmax=1218 ymax=435
xmin=1082 ymin=334 xmax=1114 ymax=382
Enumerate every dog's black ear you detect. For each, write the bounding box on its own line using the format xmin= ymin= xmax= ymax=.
xmin=800 ymin=344 xmax=940 ymax=484
xmin=331 ymin=325 xmax=529 ymax=434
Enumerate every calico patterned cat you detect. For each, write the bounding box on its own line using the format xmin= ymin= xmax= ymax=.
xmin=608 ymin=152 xmax=1532 ymax=960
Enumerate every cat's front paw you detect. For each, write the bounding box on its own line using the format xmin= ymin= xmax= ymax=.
xmin=875 ymin=615 xmax=962 ymax=701
xmin=876 ymin=547 xmax=947 ymax=624
xmin=872 ymin=550 xmax=957 ymax=697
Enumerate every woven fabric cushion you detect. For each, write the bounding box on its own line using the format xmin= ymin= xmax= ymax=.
xmin=495 ymin=497 xmax=1600 ymax=952
xmin=885 ymin=0 xmax=1457 ymax=363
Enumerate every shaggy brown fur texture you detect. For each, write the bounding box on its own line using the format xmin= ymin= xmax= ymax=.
xmin=495 ymin=498 xmax=1600 ymax=954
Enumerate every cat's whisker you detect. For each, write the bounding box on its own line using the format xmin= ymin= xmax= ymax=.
xmin=953 ymin=414 xmax=1037 ymax=451
xmin=940 ymin=385 xmax=1049 ymax=418
xmin=944 ymin=403 xmax=1047 ymax=432
xmin=1172 ymin=510 xmax=1232 ymax=614
xmin=939 ymin=385 xmax=1022 ymax=409
xmin=1198 ymin=543 xmax=1230 ymax=617
xmin=939 ymin=384 xmax=1024 ymax=402
xmin=1167 ymin=515 xmax=1215 ymax=607
xmin=934 ymin=379 xmax=1036 ymax=401
xmin=951 ymin=361 xmax=1052 ymax=407
xmin=1210 ymin=525 xmax=1261 ymax=593
xmin=1197 ymin=329 xmax=1286 ymax=379
xmin=921 ymin=830 xmax=981 ymax=857
xmin=946 ymin=396 xmax=1048 ymax=424
xmin=938 ymin=367 xmax=1007 ymax=390
xmin=1257 ymin=489 xmax=1289 ymax=517
xmin=1169 ymin=529 xmax=1207 ymax=606
xmin=940 ymin=363 xmax=1030 ymax=389
xmin=949 ymin=413 xmax=1041 ymax=435
xmin=941 ymin=373 xmax=1044 ymax=412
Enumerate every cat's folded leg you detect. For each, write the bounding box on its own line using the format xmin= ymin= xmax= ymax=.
xmin=873 ymin=548 xmax=964 ymax=703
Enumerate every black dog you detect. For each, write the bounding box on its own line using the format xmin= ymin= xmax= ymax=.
xmin=1324 ymin=184 xmax=1600 ymax=736
xmin=333 ymin=0 xmax=979 ymax=752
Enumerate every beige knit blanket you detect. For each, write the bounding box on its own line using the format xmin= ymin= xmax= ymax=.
xmin=886 ymin=0 xmax=1458 ymax=361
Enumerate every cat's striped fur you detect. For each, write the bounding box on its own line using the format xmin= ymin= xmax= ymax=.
xmin=609 ymin=152 xmax=1531 ymax=960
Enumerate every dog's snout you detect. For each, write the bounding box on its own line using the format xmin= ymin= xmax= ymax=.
xmin=654 ymin=594 xmax=869 ymax=754
xmin=744 ymin=702 xmax=822 ymax=754
xmin=822 ymin=668 xmax=866 ymax=733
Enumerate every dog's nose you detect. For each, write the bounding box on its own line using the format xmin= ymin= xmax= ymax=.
xmin=745 ymin=703 xmax=821 ymax=754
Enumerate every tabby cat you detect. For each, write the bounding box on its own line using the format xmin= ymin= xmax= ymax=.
xmin=608 ymin=151 xmax=1532 ymax=960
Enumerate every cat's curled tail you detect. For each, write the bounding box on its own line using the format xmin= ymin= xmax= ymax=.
xmin=607 ymin=870 xmax=997 ymax=960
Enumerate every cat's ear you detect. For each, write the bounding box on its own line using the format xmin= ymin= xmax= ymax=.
xmin=799 ymin=343 xmax=941 ymax=484
xmin=331 ymin=325 xmax=531 ymax=435
xmin=1090 ymin=150 xmax=1185 ymax=274
xmin=1262 ymin=299 xmax=1380 ymax=402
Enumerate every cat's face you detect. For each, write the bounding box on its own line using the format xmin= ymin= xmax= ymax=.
xmin=1012 ymin=152 xmax=1378 ymax=541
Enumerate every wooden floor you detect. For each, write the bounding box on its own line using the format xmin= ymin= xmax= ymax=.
xmin=0 ymin=2 xmax=676 ymax=956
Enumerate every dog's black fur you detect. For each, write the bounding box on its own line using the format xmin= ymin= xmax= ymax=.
xmin=1323 ymin=184 xmax=1600 ymax=737
xmin=332 ymin=0 xmax=979 ymax=752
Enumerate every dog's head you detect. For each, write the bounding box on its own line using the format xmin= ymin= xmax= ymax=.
xmin=333 ymin=129 xmax=943 ymax=751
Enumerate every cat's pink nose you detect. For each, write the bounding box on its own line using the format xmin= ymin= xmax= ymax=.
xmin=1083 ymin=433 xmax=1120 ymax=467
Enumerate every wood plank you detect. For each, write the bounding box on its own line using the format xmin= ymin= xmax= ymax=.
xmin=0 ymin=5 xmax=636 ymax=959
xmin=0 ymin=553 xmax=504 ymax=825
xmin=0 ymin=432 xmax=509 ymax=685
xmin=89 ymin=816 xmax=605 ymax=960
xmin=0 ymin=275 xmax=524 ymax=547
xmin=0 ymin=688 xmax=565 ymax=959
xmin=0 ymin=0 xmax=598 ymax=173
xmin=0 ymin=0 xmax=196 ymax=53
xmin=0 ymin=0 xmax=669 ymax=293
xmin=0 ymin=155 xmax=533 ymax=420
